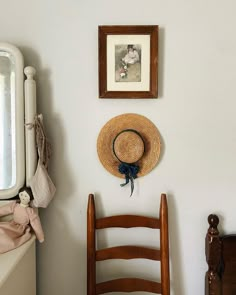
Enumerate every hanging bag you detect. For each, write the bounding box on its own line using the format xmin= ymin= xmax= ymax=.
xmin=29 ymin=114 xmax=56 ymax=208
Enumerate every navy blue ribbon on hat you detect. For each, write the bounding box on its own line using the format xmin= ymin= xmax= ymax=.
xmin=112 ymin=129 xmax=145 ymax=196
xmin=118 ymin=162 xmax=139 ymax=196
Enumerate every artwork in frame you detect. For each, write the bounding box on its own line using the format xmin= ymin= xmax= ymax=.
xmin=99 ymin=25 xmax=158 ymax=99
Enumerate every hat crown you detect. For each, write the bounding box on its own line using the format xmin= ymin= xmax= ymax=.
xmin=113 ymin=129 xmax=144 ymax=164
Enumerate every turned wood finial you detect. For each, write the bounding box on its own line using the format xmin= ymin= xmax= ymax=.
xmin=24 ymin=66 xmax=36 ymax=80
xmin=208 ymin=214 xmax=219 ymax=227
xmin=208 ymin=214 xmax=219 ymax=236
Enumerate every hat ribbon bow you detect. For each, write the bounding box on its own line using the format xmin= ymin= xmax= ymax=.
xmin=118 ymin=163 xmax=140 ymax=196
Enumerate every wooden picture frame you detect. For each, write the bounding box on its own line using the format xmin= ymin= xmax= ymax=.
xmin=99 ymin=25 xmax=158 ymax=99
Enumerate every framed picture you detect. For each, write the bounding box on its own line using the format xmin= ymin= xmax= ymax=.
xmin=99 ymin=25 xmax=158 ymax=99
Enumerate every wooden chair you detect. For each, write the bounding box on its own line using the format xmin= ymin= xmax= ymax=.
xmin=205 ymin=214 xmax=236 ymax=295
xmin=87 ymin=193 xmax=170 ymax=295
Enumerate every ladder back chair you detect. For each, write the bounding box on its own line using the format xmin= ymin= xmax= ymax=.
xmin=87 ymin=193 xmax=170 ymax=295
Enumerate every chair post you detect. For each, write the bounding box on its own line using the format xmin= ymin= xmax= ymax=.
xmin=160 ymin=194 xmax=170 ymax=295
xmin=87 ymin=194 xmax=96 ymax=295
xmin=205 ymin=214 xmax=221 ymax=295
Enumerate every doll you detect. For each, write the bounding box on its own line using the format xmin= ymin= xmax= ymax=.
xmin=0 ymin=187 xmax=44 ymax=254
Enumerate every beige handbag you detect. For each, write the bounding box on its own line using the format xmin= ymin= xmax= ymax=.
xmin=29 ymin=114 xmax=56 ymax=208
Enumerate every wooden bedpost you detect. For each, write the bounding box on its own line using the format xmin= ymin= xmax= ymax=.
xmin=205 ymin=214 xmax=222 ymax=295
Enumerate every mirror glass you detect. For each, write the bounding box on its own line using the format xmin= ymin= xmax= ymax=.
xmin=0 ymin=51 xmax=16 ymax=190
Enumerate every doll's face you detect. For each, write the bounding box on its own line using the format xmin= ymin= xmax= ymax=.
xmin=19 ymin=191 xmax=30 ymax=205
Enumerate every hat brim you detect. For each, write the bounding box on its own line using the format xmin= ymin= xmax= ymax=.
xmin=97 ymin=113 xmax=161 ymax=178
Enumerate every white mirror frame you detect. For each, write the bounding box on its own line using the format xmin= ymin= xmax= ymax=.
xmin=0 ymin=44 xmax=37 ymax=199
xmin=0 ymin=43 xmax=25 ymax=199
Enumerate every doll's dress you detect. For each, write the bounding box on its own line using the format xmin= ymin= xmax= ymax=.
xmin=0 ymin=201 xmax=44 ymax=254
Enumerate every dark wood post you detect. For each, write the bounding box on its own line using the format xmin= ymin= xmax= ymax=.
xmin=87 ymin=194 xmax=96 ymax=295
xmin=160 ymin=193 xmax=170 ymax=295
xmin=205 ymin=214 xmax=222 ymax=295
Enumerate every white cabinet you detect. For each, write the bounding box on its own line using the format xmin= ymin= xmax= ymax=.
xmin=0 ymin=201 xmax=36 ymax=295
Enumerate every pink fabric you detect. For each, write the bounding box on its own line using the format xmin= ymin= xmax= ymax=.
xmin=0 ymin=201 xmax=44 ymax=254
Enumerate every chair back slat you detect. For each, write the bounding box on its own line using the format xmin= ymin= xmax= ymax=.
xmin=96 ymin=278 xmax=162 ymax=294
xmin=87 ymin=193 xmax=170 ymax=295
xmin=96 ymin=215 xmax=160 ymax=229
xmin=96 ymin=246 xmax=160 ymax=261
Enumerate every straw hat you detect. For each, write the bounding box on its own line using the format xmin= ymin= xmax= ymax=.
xmin=97 ymin=113 xmax=161 ymax=179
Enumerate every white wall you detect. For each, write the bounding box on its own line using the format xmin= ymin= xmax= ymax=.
xmin=1 ymin=0 xmax=236 ymax=294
